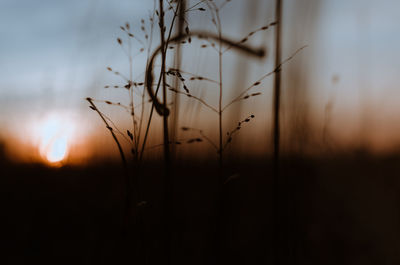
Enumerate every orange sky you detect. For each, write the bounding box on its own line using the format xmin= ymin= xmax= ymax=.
xmin=2 ymin=0 xmax=400 ymax=165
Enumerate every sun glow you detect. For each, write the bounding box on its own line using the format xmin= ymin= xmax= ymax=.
xmin=44 ymin=135 xmax=68 ymax=163
xmin=34 ymin=114 xmax=75 ymax=165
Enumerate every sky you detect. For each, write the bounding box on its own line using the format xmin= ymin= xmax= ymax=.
xmin=1 ymin=0 xmax=400 ymax=164
xmin=0 ymin=0 xmax=150 ymax=100
xmin=309 ymin=0 xmax=400 ymax=152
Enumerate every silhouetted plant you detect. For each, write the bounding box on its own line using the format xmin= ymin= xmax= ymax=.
xmin=145 ymin=4 xmax=268 ymax=167
xmin=145 ymin=0 xmax=305 ymax=167
xmin=87 ymin=16 xmax=157 ymax=164
xmin=86 ymin=1 xmax=307 ymax=264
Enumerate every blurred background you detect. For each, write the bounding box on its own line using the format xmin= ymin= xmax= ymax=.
xmin=2 ymin=0 xmax=400 ymax=165
xmin=2 ymin=1 xmax=400 ymax=265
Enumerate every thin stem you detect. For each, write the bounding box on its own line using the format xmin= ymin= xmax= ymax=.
xmin=223 ymin=45 xmax=307 ymax=112
xmin=169 ymin=88 xmax=219 ymax=113
xmin=171 ymin=0 xmax=186 ymax=159
xmin=222 ymin=22 xmax=277 ymax=54
xmin=214 ymin=6 xmax=223 ymax=167
xmin=218 ymin=0 xmax=231 ymax=11
xmin=140 ymin=1 xmax=180 ymax=160
xmin=222 ymin=114 xmax=255 ymax=151
xmin=137 ymin=7 xmax=156 ymax=157
xmin=199 ymin=130 xmax=218 ymax=151
xmin=159 ymin=2 xmax=172 ymax=265
xmin=86 ymin=98 xmax=127 ymax=170
xmin=273 ymin=0 xmax=282 ymax=175
xmin=181 ymin=127 xmax=218 ymax=150
xmin=185 ymin=0 xmax=207 ymax=12
xmin=218 ymin=49 xmax=223 ymax=167
xmin=159 ymin=0 xmax=170 ymax=165
xmin=273 ymin=1 xmax=282 ymax=265
xmin=145 ymin=34 xmax=265 ymax=117
xmin=101 ymin=111 xmax=132 ymax=143
xmin=128 ymin=33 xmax=139 ymax=160
xmin=91 ymin=99 xmax=131 ymax=111
xmin=167 ymin=67 xmax=220 ymax=85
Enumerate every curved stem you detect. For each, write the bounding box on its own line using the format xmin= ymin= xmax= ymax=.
xmin=86 ymin=98 xmax=127 ymax=169
xmin=139 ymin=1 xmax=181 ymax=160
xmin=145 ymin=31 xmax=265 ymax=117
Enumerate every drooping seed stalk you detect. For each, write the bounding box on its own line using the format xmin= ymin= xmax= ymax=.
xmin=86 ymin=98 xmax=127 ymax=169
xmin=145 ymin=31 xmax=264 ymax=116
xmin=86 ymin=98 xmax=131 ymax=232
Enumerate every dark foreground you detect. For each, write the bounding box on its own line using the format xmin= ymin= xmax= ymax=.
xmin=1 ymin=154 xmax=400 ymax=265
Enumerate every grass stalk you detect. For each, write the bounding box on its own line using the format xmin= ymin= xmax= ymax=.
xmin=218 ymin=34 xmax=223 ymax=168
xmin=273 ymin=0 xmax=282 ymax=174
xmin=273 ymin=1 xmax=282 ymax=265
xmin=171 ymin=0 xmax=186 ymax=159
xmin=159 ymin=0 xmax=170 ymax=165
xmin=137 ymin=5 xmax=156 ymax=156
xmin=86 ymin=98 xmax=132 ymax=235
xmin=86 ymin=98 xmax=127 ymax=169
xmin=140 ymin=1 xmax=180 ymax=160
xmin=158 ymin=2 xmax=173 ymax=264
xmin=127 ymin=33 xmax=140 ymax=161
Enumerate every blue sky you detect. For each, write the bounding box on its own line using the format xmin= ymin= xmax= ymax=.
xmin=0 ymin=0 xmax=152 ymax=98
xmin=2 ymin=0 xmax=400 ymax=159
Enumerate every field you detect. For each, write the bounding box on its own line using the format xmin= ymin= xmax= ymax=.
xmin=3 ymin=153 xmax=400 ymax=264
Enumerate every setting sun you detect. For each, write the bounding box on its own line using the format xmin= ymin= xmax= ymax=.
xmin=44 ymin=135 xmax=68 ymax=163
xmin=34 ymin=114 xmax=74 ymax=165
